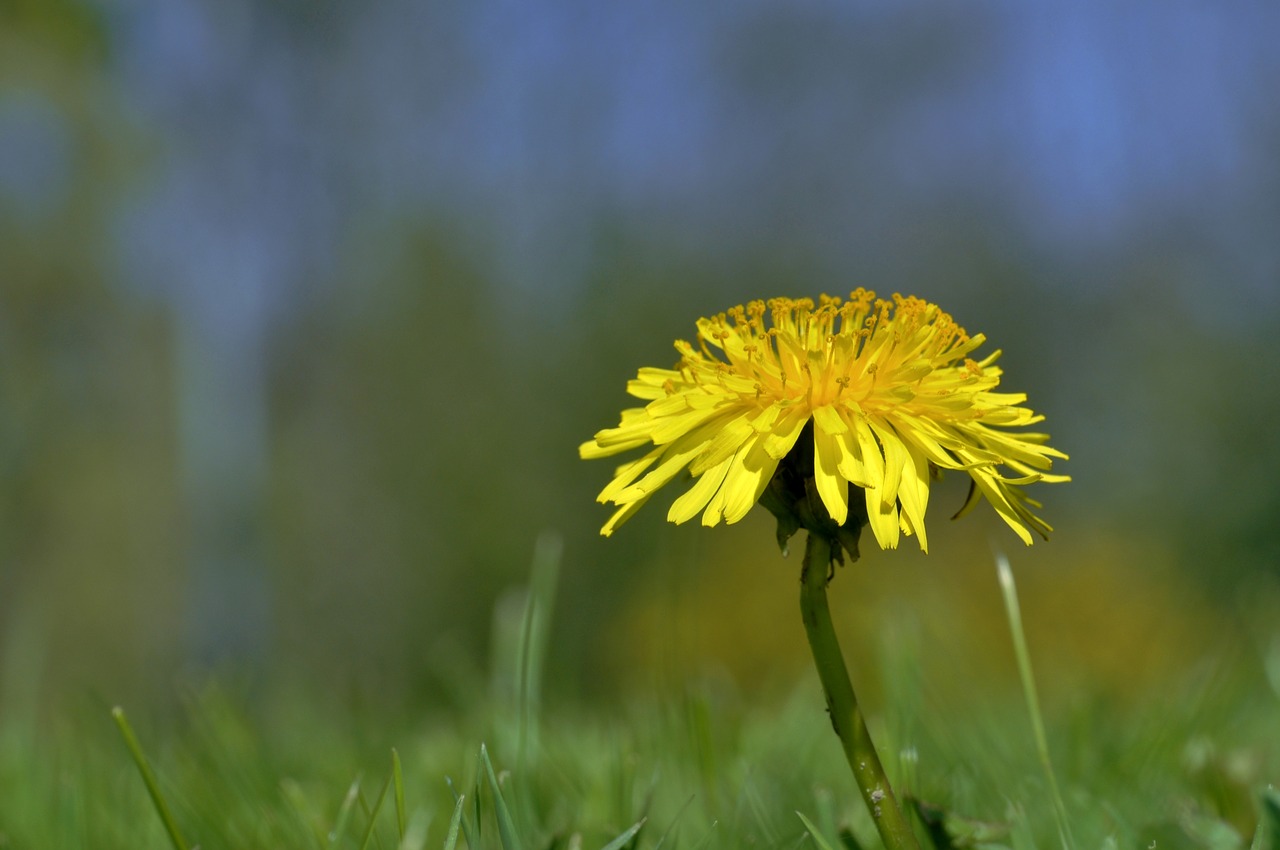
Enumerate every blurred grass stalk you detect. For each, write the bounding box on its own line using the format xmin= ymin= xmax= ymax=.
xmin=515 ymin=530 xmax=562 ymax=771
xmin=111 ymin=707 xmax=190 ymax=850
xmin=996 ymin=552 xmax=1075 ymax=850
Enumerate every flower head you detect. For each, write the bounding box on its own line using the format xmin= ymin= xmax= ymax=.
xmin=580 ymin=291 xmax=1068 ymax=552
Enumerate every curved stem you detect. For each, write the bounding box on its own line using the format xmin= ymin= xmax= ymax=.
xmin=800 ymin=533 xmax=919 ymax=850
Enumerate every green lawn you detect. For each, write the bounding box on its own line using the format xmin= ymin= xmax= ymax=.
xmin=3 ymin=553 xmax=1276 ymax=850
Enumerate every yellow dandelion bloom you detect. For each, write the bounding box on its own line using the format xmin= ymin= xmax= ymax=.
xmin=580 ymin=291 xmax=1069 ymax=551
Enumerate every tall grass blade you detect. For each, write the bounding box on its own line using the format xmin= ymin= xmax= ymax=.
xmin=1252 ymin=787 xmax=1280 ymax=850
xmin=393 ymin=748 xmax=407 ymax=840
xmin=651 ymin=798 xmax=696 ymax=850
xmin=600 ymin=817 xmax=647 ymax=850
xmin=996 ymin=554 xmax=1074 ymax=850
xmin=111 ymin=706 xmax=190 ymax=850
xmin=472 ymin=745 xmax=486 ymax=842
xmin=446 ymin=775 xmax=477 ymax=849
xmin=398 ymin=809 xmax=430 ymax=850
xmin=684 ymin=689 xmax=718 ymax=797
xmin=516 ymin=531 xmax=562 ymax=770
xmin=443 ymin=793 xmax=466 ymax=850
xmin=650 ymin=793 xmax=696 ymax=850
xmin=740 ymin=775 xmax=781 ymax=847
xmin=1006 ymin=802 xmax=1039 ymax=850
xmin=331 ymin=774 xmax=361 ymax=844
xmin=482 ymin=743 xmax=524 ymax=850
xmin=358 ymin=768 xmax=394 ymax=850
xmin=282 ymin=777 xmax=330 ymax=849
xmin=687 ymin=821 xmax=719 ymax=850
xmin=797 ymin=811 xmax=839 ymax=850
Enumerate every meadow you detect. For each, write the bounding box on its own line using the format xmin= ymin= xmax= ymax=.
xmin=3 ymin=532 xmax=1275 ymax=850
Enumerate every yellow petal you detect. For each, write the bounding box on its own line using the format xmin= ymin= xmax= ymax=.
xmin=667 ymin=454 xmax=734 ymax=524
xmin=813 ymin=421 xmax=849 ymax=525
xmin=967 ymin=469 xmax=1034 ymax=546
xmin=589 ymin=408 xmax=657 ymax=451
xmin=645 ymin=393 xmax=693 ymax=418
xmin=597 ymin=447 xmax=663 ymax=503
xmin=831 ymin=407 xmax=872 ymax=487
xmin=702 ymin=436 xmax=779 ymax=526
xmin=612 ymin=414 xmax=734 ymax=502
xmin=895 ymin=438 xmax=931 ymax=553
xmin=688 ymin=411 xmax=756 ymax=475
xmin=864 ymin=484 xmax=900 ymax=549
xmin=580 ymin=436 xmax=646 ymax=460
xmin=650 ymin=405 xmax=731 ymax=446
xmin=852 ymin=414 xmax=885 ymax=492
xmin=719 ymin=438 xmax=782 ymax=524
xmin=601 ymin=493 xmax=652 ymax=536
xmin=761 ymin=403 xmax=810 ymax=459
xmin=869 ymin=418 xmax=907 ymax=510
xmin=812 ymin=404 xmax=848 ymax=435
xmin=626 ymin=368 xmax=684 ymax=399
xmin=749 ymin=402 xmax=783 ymax=433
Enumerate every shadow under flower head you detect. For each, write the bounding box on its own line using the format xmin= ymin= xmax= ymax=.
xmin=580 ymin=291 xmax=1069 ymax=552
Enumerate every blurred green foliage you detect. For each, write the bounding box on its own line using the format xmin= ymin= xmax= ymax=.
xmin=2 ymin=0 xmax=1279 ymax=725
xmin=1 ymin=559 xmax=1275 ymax=850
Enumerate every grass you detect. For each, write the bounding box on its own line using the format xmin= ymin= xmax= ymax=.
xmin=2 ymin=543 xmax=1277 ymax=850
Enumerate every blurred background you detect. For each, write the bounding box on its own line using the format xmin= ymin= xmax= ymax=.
xmin=2 ymin=0 xmax=1279 ymax=718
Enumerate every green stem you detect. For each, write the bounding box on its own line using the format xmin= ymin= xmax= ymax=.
xmin=800 ymin=533 xmax=919 ymax=850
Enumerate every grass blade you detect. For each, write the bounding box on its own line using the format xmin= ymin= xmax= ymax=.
xmin=393 ymin=748 xmax=407 ymax=840
xmin=600 ymin=817 xmax=647 ymax=850
xmin=797 ymin=811 xmax=839 ymax=850
xmin=330 ymin=774 xmax=361 ymax=844
xmin=111 ymin=706 xmax=190 ymax=850
xmin=446 ymin=774 xmax=477 ymax=849
xmin=358 ymin=767 xmax=394 ymax=850
xmin=1252 ymin=787 xmax=1280 ymax=850
xmin=687 ymin=821 xmax=719 ymax=850
xmin=481 ymin=743 xmax=524 ymax=850
xmin=398 ymin=809 xmax=430 ymax=850
xmin=516 ymin=531 xmax=562 ymax=771
xmin=443 ymin=793 xmax=466 ymax=850
xmin=652 ymin=794 xmax=696 ymax=850
xmin=1006 ymin=801 xmax=1039 ymax=850
xmin=282 ymin=778 xmax=330 ymax=849
xmin=996 ymin=554 xmax=1074 ymax=850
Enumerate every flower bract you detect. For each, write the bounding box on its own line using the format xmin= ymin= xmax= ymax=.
xmin=580 ymin=291 xmax=1069 ymax=551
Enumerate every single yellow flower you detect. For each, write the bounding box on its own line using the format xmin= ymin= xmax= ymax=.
xmin=580 ymin=291 xmax=1068 ymax=551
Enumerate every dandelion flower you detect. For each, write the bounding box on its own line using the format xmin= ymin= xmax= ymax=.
xmin=580 ymin=291 xmax=1068 ymax=552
